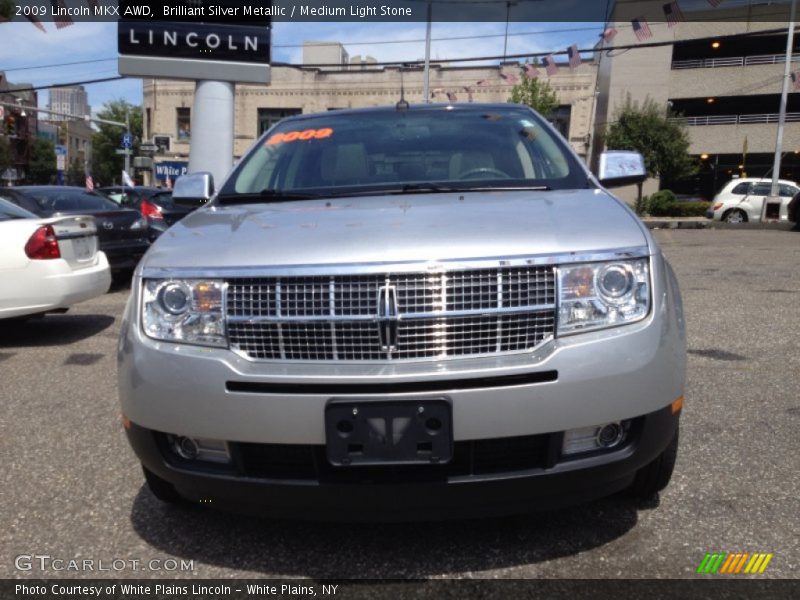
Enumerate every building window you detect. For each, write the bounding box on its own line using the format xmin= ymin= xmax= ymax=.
xmin=176 ymin=107 xmax=191 ymax=140
xmin=257 ymin=108 xmax=302 ymax=136
xmin=550 ymin=105 xmax=572 ymax=138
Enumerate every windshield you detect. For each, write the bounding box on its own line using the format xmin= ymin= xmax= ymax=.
xmin=219 ymin=106 xmax=587 ymax=200
xmin=20 ymin=189 xmax=121 ymax=213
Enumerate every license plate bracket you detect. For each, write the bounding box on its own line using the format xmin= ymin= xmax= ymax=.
xmin=325 ymin=399 xmax=452 ymax=466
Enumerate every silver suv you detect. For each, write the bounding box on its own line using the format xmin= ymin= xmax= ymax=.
xmin=118 ymin=104 xmax=685 ymax=520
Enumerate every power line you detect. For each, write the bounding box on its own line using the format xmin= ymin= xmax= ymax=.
xmin=1 ymin=25 xmax=604 ymax=73
xmin=8 ymin=26 xmax=790 ymax=92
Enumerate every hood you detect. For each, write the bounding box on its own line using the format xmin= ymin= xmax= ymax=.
xmin=142 ymin=189 xmax=649 ymax=270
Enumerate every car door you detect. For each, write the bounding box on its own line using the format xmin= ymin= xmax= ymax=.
xmin=743 ymin=182 xmax=772 ymax=221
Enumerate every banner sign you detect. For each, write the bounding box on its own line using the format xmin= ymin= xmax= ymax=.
xmin=154 ymin=161 xmax=188 ymax=181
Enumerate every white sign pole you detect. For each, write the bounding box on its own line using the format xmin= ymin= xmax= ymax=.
xmin=188 ymin=80 xmax=235 ymax=189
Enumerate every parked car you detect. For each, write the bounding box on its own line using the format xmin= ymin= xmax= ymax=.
xmin=2 ymin=186 xmax=150 ymax=273
xmin=118 ymin=104 xmax=685 ymax=520
xmin=0 ymin=197 xmax=110 ymax=320
xmin=706 ymin=178 xmax=799 ymax=223
xmin=98 ymin=186 xmax=193 ymax=241
xmin=788 ymin=190 xmax=800 ymax=227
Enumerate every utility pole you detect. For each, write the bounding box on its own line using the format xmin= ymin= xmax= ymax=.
xmin=423 ymin=1 xmax=432 ymax=103
xmin=124 ymin=108 xmax=131 ymax=183
xmin=765 ymin=0 xmax=797 ymax=220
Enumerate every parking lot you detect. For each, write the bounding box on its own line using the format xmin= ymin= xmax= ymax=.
xmin=2 ymin=229 xmax=798 ymax=579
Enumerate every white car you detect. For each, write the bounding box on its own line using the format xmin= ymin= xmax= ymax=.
xmin=707 ymin=178 xmax=799 ymax=223
xmin=0 ymin=198 xmax=111 ymax=320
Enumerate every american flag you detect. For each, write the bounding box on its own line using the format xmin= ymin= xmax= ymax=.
xmin=524 ymin=63 xmax=540 ymax=79
xmin=600 ymin=27 xmax=618 ymax=42
xmin=476 ymin=79 xmax=492 ymax=87
xmin=85 ymin=172 xmax=94 ymax=191
xmin=500 ymin=72 xmax=519 ymax=85
xmin=663 ymin=2 xmax=685 ymax=27
xmin=446 ymin=91 xmax=458 ymax=102
xmin=51 ymin=0 xmax=74 ymax=29
xmin=792 ymin=71 xmax=800 ymax=91
xmin=462 ymin=86 xmax=474 ymax=102
xmin=567 ymin=45 xmax=581 ymax=69
xmin=706 ymin=0 xmax=721 ymax=7
xmin=632 ymin=18 xmax=653 ymax=41
xmin=23 ymin=14 xmax=47 ymax=32
xmin=543 ymin=55 xmax=558 ymax=76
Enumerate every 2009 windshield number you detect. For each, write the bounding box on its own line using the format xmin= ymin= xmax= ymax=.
xmin=266 ymin=128 xmax=334 ymax=145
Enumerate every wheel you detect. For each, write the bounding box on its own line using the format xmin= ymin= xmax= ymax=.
xmin=458 ymin=167 xmax=511 ymax=180
xmin=723 ymin=209 xmax=747 ymax=224
xmin=629 ymin=427 xmax=679 ymax=498
xmin=142 ymin=466 xmax=185 ymax=505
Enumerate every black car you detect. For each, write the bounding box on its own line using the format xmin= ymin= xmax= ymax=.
xmin=98 ymin=186 xmax=193 ymax=241
xmin=3 ymin=186 xmax=150 ymax=272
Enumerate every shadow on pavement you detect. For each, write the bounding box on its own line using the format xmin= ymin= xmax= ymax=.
xmin=0 ymin=314 xmax=115 ymax=347
xmin=130 ymin=487 xmax=642 ymax=578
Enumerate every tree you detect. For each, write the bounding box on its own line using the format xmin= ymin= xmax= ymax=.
xmin=66 ymin=158 xmax=84 ymax=187
xmin=0 ymin=136 xmax=11 ymax=171
xmin=508 ymin=68 xmax=559 ymax=119
xmin=91 ymin=100 xmax=142 ymax=186
xmin=27 ymin=138 xmax=56 ymax=184
xmin=605 ymin=95 xmax=697 ymax=188
xmin=0 ymin=0 xmax=13 ymax=19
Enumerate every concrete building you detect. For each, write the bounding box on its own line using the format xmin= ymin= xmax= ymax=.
xmin=142 ymin=42 xmax=598 ymax=184
xmin=595 ymin=1 xmax=797 ymax=199
xmin=48 ymin=86 xmax=91 ymax=121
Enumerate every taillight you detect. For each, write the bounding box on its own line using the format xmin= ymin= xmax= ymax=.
xmin=140 ymin=200 xmax=163 ymax=221
xmin=25 ymin=225 xmax=61 ymax=260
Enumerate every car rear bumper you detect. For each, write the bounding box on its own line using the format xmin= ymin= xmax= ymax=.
xmin=0 ymin=252 xmax=111 ymax=319
xmin=126 ymin=404 xmax=680 ymax=521
xmin=101 ymin=240 xmax=149 ymax=270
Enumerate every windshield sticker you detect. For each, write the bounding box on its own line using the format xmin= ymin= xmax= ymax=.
xmin=266 ymin=128 xmax=333 ymax=145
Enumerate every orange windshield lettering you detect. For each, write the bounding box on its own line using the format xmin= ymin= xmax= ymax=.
xmin=266 ymin=128 xmax=334 ymax=146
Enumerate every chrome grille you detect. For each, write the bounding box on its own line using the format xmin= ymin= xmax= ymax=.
xmin=226 ymin=267 xmax=556 ymax=361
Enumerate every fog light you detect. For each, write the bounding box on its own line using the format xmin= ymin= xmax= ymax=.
xmin=174 ymin=436 xmax=199 ymax=460
xmin=597 ymin=422 xmax=623 ymax=448
xmin=169 ymin=435 xmax=231 ymax=464
xmin=562 ymin=421 xmax=629 ymax=456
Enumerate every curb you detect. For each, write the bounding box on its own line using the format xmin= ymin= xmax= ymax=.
xmin=643 ymin=219 xmax=797 ymax=231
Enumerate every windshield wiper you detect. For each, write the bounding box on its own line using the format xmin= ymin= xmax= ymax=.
xmin=216 ymin=189 xmax=323 ymax=204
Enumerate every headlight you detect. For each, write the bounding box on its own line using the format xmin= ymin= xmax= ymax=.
xmin=557 ymin=258 xmax=650 ymax=334
xmin=142 ymin=279 xmax=226 ymax=347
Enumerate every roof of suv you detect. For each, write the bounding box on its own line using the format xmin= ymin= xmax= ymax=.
xmin=279 ymin=102 xmax=532 ymax=124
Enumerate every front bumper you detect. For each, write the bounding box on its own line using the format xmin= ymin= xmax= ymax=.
xmin=127 ymin=404 xmax=679 ymax=521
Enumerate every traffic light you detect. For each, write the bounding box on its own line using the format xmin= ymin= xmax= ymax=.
xmin=5 ymin=114 xmax=16 ymax=136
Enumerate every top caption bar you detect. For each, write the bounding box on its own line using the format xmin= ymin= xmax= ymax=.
xmin=2 ymin=0 xmax=794 ymax=23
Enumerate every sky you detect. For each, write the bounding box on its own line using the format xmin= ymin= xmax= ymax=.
xmin=0 ymin=20 xmax=605 ymax=114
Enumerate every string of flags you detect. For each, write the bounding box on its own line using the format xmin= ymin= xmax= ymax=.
xmin=455 ymin=0 xmax=730 ymax=96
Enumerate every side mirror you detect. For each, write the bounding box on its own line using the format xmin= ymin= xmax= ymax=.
xmin=172 ymin=172 xmax=214 ymax=207
xmin=597 ymin=151 xmax=647 ymax=188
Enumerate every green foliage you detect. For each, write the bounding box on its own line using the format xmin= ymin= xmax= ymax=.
xmin=0 ymin=0 xmax=13 ymax=19
xmin=27 ymin=138 xmax=56 ymax=184
xmin=605 ymin=95 xmax=697 ymax=187
xmin=66 ymin=158 xmax=84 ymax=187
xmin=508 ymin=70 xmax=559 ymax=118
xmin=640 ymin=190 xmax=709 ymax=217
xmin=0 ymin=136 xmax=11 ymax=170
xmin=91 ymin=100 xmax=142 ymax=186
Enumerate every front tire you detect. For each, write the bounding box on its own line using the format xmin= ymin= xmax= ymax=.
xmin=630 ymin=427 xmax=679 ymax=498
xmin=142 ymin=466 xmax=185 ymax=505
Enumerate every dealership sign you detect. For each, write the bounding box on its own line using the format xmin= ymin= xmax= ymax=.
xmin=154 ymin=161 xmax=189 ymax=181
xmin=118 ymin=18 xmax=271 ymax=84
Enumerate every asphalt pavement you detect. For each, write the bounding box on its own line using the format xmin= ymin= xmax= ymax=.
xmin=1 ymin=229 xmax=798 ymax=579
